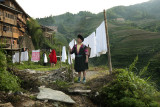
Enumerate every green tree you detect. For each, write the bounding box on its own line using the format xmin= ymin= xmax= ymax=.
xmin=27 ymin=18 xmax=43 ymax=49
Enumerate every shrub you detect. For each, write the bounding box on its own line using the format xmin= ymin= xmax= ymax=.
xmin=0 ymin=51 xmax=7 ymax=71
xmin=149 ymin=101 xmax=159 ymax=107
xmin=97 ymin=56 xmax=159 ymax=106
xmin=0 ymin=51 xmax=21 ymax=92
xmin=116 ymin=97 xmax=146 ymax=107
xmin=0 ymin=70 xmax=21 ymax=92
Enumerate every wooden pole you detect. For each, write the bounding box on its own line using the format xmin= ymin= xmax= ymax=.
xmin=19 ymin=40 xmax=21 ymax=64
xmin=104 ymin=10 xmax=112 ymax=74
xmin=59 ymin=45 xmax=62 ymax=68
xmin=69 ymin=46 xmax=74 ymax=83
xmin=72 ymin=39 xmax=76 ymax=82
xmin=11 ymin=26 xmax=13 ymax=69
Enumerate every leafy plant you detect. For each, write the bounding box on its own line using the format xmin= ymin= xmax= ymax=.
xmin=96 ymin=56 xmax=159 ymax=106
xmin=0 ymin=70 xmax=21 ymax=92
xmin=0 ymin=51 xmax=21 ymax=92
xmin=0 ymin=51 xmax=7 ymax=71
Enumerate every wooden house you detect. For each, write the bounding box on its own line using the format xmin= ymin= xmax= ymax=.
xmin=41 ymin=25 xmax=54 ymax=44
xmin=0 ymin=0 xmax=30 ymax=50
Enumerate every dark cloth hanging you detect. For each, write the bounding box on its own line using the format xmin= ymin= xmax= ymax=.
xmin=71 ymin=44 xmax=88 ymax=72
xmin=49 ymin=49 xmax=57 ymax=64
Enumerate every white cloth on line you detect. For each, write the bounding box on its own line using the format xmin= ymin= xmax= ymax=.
xmin=12 ymin=55 xmax=16 ymax=63
xmin=68 ymin=51 xmax=72 ymax=65
xmin=96 ymin=21 xmax=108 ymax=56
xmin=69 ymin=39 xmax=76 ymax=49
xmin=61 ymin=46 xmax=67 ymax=62
xmin=15 ymin=52 xmax=20 ymax=62
xmin=21 ymin=51 xmax=29 ymax=62
xmin=69 ymin=39 xmax=76 ymax=60
xmin=13 ymin=51 xmax=29 ymax=63
xmin=21 ymin=52 xmax=25 ymax=62
xmin=44 ymin=53 xmax=48 ymax=63
xmin=87 ymin=32 xmax=97 ymax=58
xmin=25 ymin=51 xmax=29 ymax=61
xmin=83 ymin=37 xmax=89 ymax=46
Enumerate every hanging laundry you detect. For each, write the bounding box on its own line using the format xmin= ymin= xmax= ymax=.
xmin=21 ymin=51 xmax=29 ymax=62
xmin=49 ymin=49 xmax=57 ymax=64
xmin=12 ymin=54 xmax=16 ymax=63
xmin=25 ymin=51 xmax=29 ymax=61
xmin=83 ymin=37 xmax=89 ymax=46
xmin=31 ymin=50 xmax=40 ymax=62
xmin=21 ymin=52 xmax=25 ymax=61
xmin=44 ymin=53 xmax=48 ymax=63
xmin=68 ymin=51 xmax=72 ymax=65
xmin=69 ymin=39 xmax=76 ymax=49
xmin=69 ymin=39 xmax=76 ymax=60
xmin=43 ymin=52 xmax=48 ymax=66
xmin=96 ymin=21 xmax=108 ymax=56
xmin=87 ymin=32 xmax=97 ymax=58
xmin=15 ymin=52 xmax=20 ymax=62
xmin=61 ymin=46 xmax=67 ymax=62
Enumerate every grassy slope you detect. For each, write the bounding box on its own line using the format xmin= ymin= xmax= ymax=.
xmin=36 ymin=0 xmax=160 ymax=69
xmin=108 ymin=21 xmax=160 ymax=68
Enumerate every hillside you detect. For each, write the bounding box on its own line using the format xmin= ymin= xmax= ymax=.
xmin=36 ymin=0 xmax=160 ymax=69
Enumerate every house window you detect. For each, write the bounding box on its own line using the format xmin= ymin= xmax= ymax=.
xmin=10 ymin=27 xmax=12 ymax=32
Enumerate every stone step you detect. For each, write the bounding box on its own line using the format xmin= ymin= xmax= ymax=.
xmin=68 ymin=89 xmax=91 ymax=93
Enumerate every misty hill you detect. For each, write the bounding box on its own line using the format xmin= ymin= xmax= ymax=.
xmin=36 ymin=0 xmax=160 ymax=39
xmin=36 ymin=0 xmax=160 ymax=71
xmin=107 ymin=0 xmax=160 ymax=20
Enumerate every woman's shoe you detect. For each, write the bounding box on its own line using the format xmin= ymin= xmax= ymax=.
xmin=77 ymin=77 xmax=81 ymax=83
xmin=83 ymin=77 xmax=86 ymax=84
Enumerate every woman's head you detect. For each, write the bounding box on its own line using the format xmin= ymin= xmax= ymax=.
xmin=77 ymin=34 xmax=84 ymax=43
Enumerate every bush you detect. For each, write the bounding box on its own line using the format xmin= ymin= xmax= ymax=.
xmin=116 ymin=97 xmax=145 ymax=107
xmin=0 ymin=51 xmax=7 ymax=71
xmin=96 ymin=56 xmax=159 ymax=106
xmin=149 ymin=101 xmax=159 ymax=107
xmin=0 ymin=51 xmax=21 ymax=92
xmin=0 ymin=70 xmax=21 ymax=92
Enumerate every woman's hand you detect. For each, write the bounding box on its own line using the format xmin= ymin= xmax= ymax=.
xmin=86 ymin=55 xmax=88 ymax=63
xmin=85 ymin=59 xmax=88 ymax=63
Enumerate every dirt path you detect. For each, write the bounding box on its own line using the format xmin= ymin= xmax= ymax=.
xmin=68 ymin=70 xmax=109 ymax=107
xmin=69 ymin=70 xmax=109 ymax=92
xmin=86 ymin=70 xmax=109 ymax=80
xmin=0 ymin=68 xmax=109 ymax=107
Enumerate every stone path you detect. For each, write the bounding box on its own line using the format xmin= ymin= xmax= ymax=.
xmin=68 ymin=70 xmax=109 ymax=94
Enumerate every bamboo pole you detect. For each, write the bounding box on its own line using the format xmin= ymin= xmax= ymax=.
xmin=11 ymin=26 xmax=13 ymax=69
xmin=69 ymin=46 xmax=74 ymax=83
xmin=72 ymin=39 xmax=76 ymax=82
xmin=19 ymin=40 xmax=21 ymax=65
xmin=104 ymin=10 xmax=112 ymax=74
xmin=59 ymin=45 xmax=62 ymax=68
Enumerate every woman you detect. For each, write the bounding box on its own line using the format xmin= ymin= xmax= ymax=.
xmin=70 ymin=34 xmax=89 ymax=83
xmin=49 ymin=49 xmax=57 ymax=67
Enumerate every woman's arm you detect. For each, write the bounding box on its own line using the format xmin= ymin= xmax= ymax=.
xmin=84 ymin=46 xmax=89 ymax=63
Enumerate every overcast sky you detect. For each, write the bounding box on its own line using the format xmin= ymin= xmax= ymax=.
xmin=16 ymin=0 xmax=150 ymax=18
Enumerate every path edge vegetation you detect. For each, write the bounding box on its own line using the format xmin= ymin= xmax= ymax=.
xmin=91 ymin=56 xmax=160 ymax=107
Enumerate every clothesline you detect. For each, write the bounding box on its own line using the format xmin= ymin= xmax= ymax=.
xmin=68 ymin=21 xmax=108 ymax=63
xmin=12 ymin=48 xmax=70 ymax=64
xmin=12 ymin=21 xmax=108 ymax=65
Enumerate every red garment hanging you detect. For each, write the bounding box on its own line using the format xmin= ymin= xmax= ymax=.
xmin=49 ymin=49 xmax=57 ymax=64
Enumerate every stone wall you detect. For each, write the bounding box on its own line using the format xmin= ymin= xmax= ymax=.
xmin=19 ymin=34 xmax=35 ymax=51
